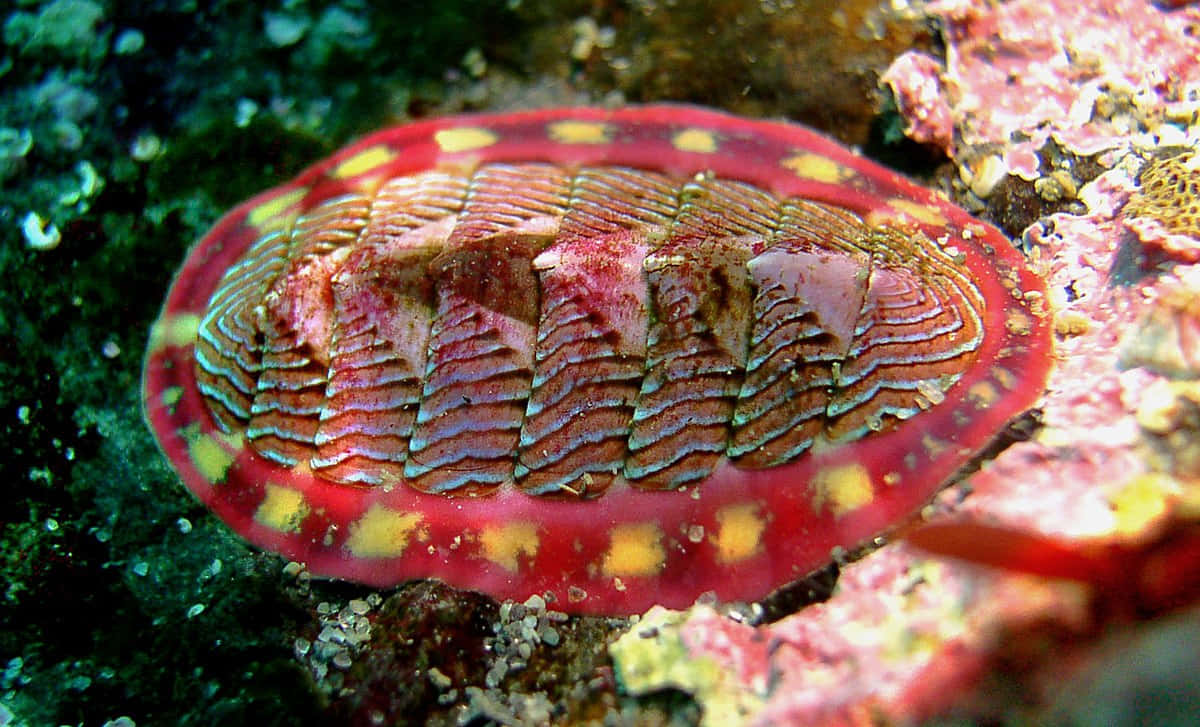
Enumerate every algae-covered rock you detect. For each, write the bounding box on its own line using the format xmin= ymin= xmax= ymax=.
xmin=4 ymin=0 xmax=107 ymax=60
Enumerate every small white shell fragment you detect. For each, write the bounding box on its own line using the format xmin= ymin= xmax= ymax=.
xmin=22 ymin=211 xmax=61 ymax=250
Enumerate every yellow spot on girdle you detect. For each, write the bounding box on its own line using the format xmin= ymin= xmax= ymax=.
xmin=1006 ymin=310 xmax=1034 ymax=336
xmin=922 ymin=434 xmax=950 ymax=458
xmin=992 ymin=366 xmax=1018 ymax=391
xmin=548 ymin=120 xmax=612 ymax=144
xmin=713 ymin=502 xmax=766 ymax=564
xmin=184 ymin=426 xmax=241 ymax=484
xmin=967 ymin=380 xmax=999 ymax=409
xmin=161 ymin=386 xmax=182 ymax=407
xmin=435 ymin=127 xmax=499 ymax=153
xmin=254 ymin=484 xmax=310 ymax=534
xmin=672 ymin=128 xmax=718 ymax=153
xmin=884 ymin=198 xmax=946 ymax=226
xmin=812 ymin=463 xmax=873 ymax=518
xmin=782 ymin=152 xmax=853 ymax=184
xmin=247 ymin=188 xmax=305 ymax=228
xmin=345 ymin=504 xmax=424 ymax=558
xmin=480 ymin=521 xmax=540 ymax=572
xmin=148 ymin=313 xmax=201 ymax=351
xmin=602 ymin=522 xmax=666 ymax=578
xmin=333 ymin=145 xmax=396 ymax=179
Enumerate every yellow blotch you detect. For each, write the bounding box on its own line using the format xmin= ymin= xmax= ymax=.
xmin=602 ymin=522 xmax=666 ymax=578
xmin=254 ymin=483 xmax=310 ymax=534
xmin=148 ymin=313 xmax=201 ymax=351
xmin=1005 ymin=310 xmax=1034 ymax=336
xmin=884 ymin=198 xmax=946 ymax=227
xmin=246 ymin=188 xmax=305 ymax=228
xmin=185 ymin=427 xmax=241 ymax=485
xmin=479 ymin=521 xmax=540 ymax=572
xmin=712 ymin=502 xmax=766 ymax=564
xmin=811 ymin=463 xmax=873 ymax=518
xmin=967 ymin=380 xmax=999 ymax=409
xmin=1110 ymin=473 xmax=1179 ymax=539
xmin=1055 ymin=310 xmax=1093 ymax=337
xmin=922 ymin=434 xmax=950 ymax=458
xmin=434 ymin=127 xmax=499 ymax=153
xmin=161 ymin=386 xmax=183 ymax=408
xmin=332 ymin=145 xmax=395 ymax=179
xmin=992 ymin=366 xmax=1018 ymax=391
xmin=782 ymin=152 xmax=854 ymax=184
xmin=672 ymin=128 xmax=718 ymax=153
xmin=345 ymin=504 xmax=424 ymax=558
xmin=548 ymin=120 xmax=612 ymax=144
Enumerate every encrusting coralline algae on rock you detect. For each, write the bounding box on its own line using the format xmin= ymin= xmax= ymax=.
xmin=611 ymin=1 xmax=1200 ymax=723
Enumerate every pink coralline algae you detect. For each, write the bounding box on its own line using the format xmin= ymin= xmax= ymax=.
xmin=881 ymin=52 xmax=954 ymax=151
xmin=882 ymin=0 xmax=1200 ymax=171
xmin=611 ymin=1 xmax=1200 ymax=723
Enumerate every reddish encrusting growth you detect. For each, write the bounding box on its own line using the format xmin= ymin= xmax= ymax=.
xmin=143 ymin=106 xmax=1053 ymax=614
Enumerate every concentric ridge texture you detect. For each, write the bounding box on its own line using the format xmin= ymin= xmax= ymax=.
xmin=200 ymin=165 xmax=984 ymax=495
xmin=144 ymin=106 xmax=1053 ymax=614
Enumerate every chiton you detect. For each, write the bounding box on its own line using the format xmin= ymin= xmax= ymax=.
xmin=143 ymin=106 xmax=1052 ymax=614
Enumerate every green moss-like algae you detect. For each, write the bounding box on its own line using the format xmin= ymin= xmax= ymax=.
xmin=0 ymin=2 xmax=516 ymax=724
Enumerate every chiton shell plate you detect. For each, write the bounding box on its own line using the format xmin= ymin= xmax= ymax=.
xmin=143 ymin=106 xmax=1053 ymax=614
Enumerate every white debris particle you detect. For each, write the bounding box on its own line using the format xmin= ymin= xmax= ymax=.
xmin=235 ymin=98 xmax=259 ymax=128
xmin=484 ymin=660 xmax=508 ymax=688
xmin=22 ymin=211 xmax=61 ymax=250
xmin=131 ymin=133 xmax=161 ymax=161
xmin=969 ymin=154 xmax=1008 ymax=198
xmin=462 ymin=48 xmax=487 ymax=78
xmin=297 ymin=596 xmax=377 ymax=689
xmin=0 ymin=126 xmax=33 ymax=161
xmin=102 ymin=340 xmax=120 ymax=358
xmin=263 ymin=11 xmax=311 ymax=47
xmin=114 ymin=28 xmax=144 ymax=55
xmin=916 ymin=378 xmax=947 ymax=407
xmin=52 ymin=120 xmax=83 ymax=151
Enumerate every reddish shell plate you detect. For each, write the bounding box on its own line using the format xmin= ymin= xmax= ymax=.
xmin=143 ymin=106 xmax=1053 ymax=614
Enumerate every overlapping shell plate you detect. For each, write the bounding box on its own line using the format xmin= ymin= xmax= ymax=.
xmin=143 ymin=106 xmax=1053 ymax=614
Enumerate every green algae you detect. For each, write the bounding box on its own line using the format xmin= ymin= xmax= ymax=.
xmin=0 ymin=2 xmax=515 ymax=724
